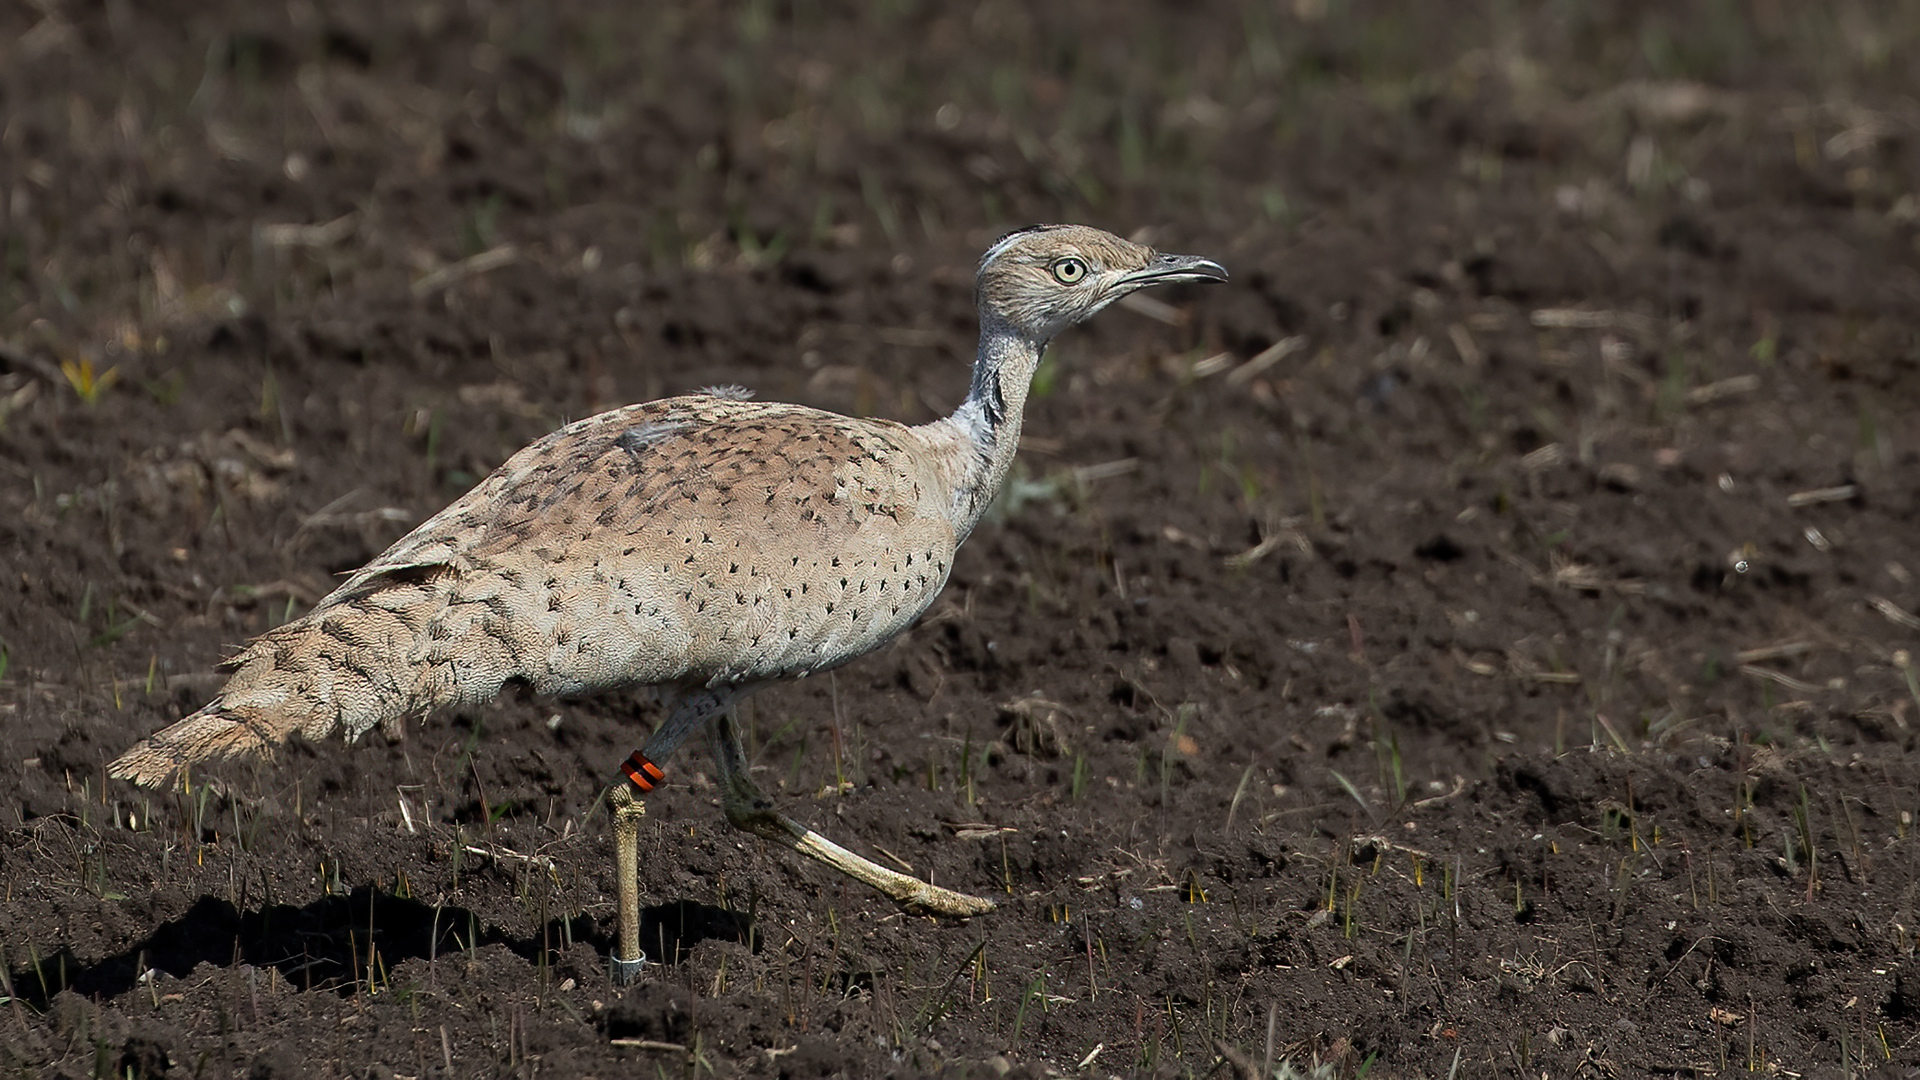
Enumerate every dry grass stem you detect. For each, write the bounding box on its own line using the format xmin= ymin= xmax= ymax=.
xmin=412 ymin=244 xmax=521 ymax=297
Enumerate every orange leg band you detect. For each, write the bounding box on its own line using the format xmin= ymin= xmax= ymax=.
xmin=621 ymin=751 xmax=666 ymax=792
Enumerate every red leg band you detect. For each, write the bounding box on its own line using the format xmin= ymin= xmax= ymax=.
xmin=621 ymin=751 xmax=665 ymax=792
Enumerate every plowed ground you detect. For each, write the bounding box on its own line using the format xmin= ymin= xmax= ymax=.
xmin=4 ymin=2 xmax=1919 ymax=1076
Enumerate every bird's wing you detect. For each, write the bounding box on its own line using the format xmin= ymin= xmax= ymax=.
xmin=318 ymin=395 xmax=956 ymax=616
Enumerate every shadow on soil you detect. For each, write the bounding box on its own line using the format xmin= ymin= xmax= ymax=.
xmin=4 ymin=890 xmax=755 ymax=1006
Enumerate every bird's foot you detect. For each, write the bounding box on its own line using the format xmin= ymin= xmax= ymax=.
xmin=731 ymin=804 xmax=996 ymax=917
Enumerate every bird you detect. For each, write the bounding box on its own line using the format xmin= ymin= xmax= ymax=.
xmin=110 ymin=224 xmax=1227 ymax=981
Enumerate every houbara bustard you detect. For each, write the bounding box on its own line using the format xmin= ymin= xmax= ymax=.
xmin=111 ymin=224 xmax=1227 ymax=980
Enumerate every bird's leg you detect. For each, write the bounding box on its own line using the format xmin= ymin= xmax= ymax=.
xmin=608 ymin=687 xmax=739 ymax=984
xmin=608 ymin=782 xmax=647 ymax=984
xmin=707 ymin=709 xmax=995 ymax=917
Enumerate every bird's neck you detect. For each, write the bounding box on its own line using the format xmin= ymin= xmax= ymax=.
xmin=931 ymin=312 xmax=1045 ymax=539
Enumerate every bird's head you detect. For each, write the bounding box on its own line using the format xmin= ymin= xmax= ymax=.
xmin=975 ymin=224 xmax=1227 ymax=344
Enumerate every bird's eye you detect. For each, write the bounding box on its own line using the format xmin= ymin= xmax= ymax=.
xmin=1050 ymin=257 xmax=1089 ymax=285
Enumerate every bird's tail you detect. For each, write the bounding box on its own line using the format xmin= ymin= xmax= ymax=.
xmin=110 ymin=572 xmax=471 ymax=787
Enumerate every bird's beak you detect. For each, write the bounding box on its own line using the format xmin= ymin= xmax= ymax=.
xmin=1122 ymin=253 xmax=1229 ymax=287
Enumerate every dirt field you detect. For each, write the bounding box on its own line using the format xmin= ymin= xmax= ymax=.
xmin=5 ymin=1 xmax=1920 ymax=1076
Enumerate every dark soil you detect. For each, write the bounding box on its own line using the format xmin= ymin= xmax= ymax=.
xmin=5 ymin=1 xmax=1920 ymax=1076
